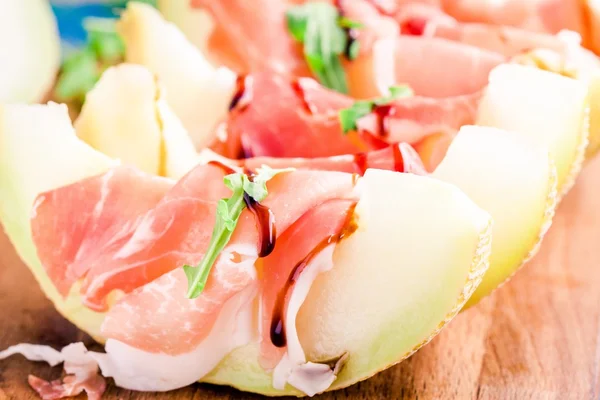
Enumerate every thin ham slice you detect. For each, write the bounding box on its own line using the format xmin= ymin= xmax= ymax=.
xmin=216 ymin=73 xmax=385 ymax=159
xmin=392 ymin=36 xmax=504 ymax=98
xmin=79 ymin=166 xmax=358 ymax=353
xmin=202 ymin=142 xmax=426 ymax=176
xmin=31 ymin=167 xmax=173 ymax=297
xmin=0 ymin=343 xmax=105 ymax=400
xmin=190 ymin=0 xmax=307 ymax=77
xmin=259 ymin=199 xmax=356 ymax=370
xmin=439 ymin=0 xmax=585 ymax=37
xmin=215 ymin=72 xmax=481 ymax=161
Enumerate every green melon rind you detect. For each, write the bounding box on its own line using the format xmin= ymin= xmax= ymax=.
xmin=0 ymin=103 xmax=115 ymax=341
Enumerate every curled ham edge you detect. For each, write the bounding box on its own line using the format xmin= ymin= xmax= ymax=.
xmin=1 ymin=192 xmax=363 ymax=397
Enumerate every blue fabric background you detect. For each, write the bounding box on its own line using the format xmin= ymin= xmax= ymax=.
xmin=50 ymin=1 xmax=157 ymax=54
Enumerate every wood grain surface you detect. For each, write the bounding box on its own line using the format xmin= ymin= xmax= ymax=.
xmin=1 ymin=157 xmax=600 ymax=400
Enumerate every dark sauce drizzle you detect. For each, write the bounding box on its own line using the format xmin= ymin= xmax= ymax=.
xmin=229 ymin=74 xmax=254 ymax=112
xmin=208 ymin=162 xmax=276 ymax=257
xmin=372 ymin=104 xmax=395 ymax=137
xmin=333 ymin=0 xmax=360 ymax=61
xmin=352 ymin=152 xmax=369 ymax=175
xmin=207 ymin=160 xmax=236 ymax=175
xmin=291 ymin=80 xmax=315 ymax=114
xmin=243 ymin=192 xmax=276 ymax=258
xmin=392 ymin=144 xmax=404 ymax=172
xmin=270 ymin=203 xmax=358 ymax=348
xmin=244 ymin=172 xmax=277 ymax=258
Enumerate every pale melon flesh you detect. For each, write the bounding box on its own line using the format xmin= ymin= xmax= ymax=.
xmin=0 ymin=103 xmax=116 ymax=340
xmin=75 ymin=64 xmax=163 ymax=175
xmin=74 ymin=63 xmax=199 ymax=179
xmin=0 ymin=104 xmax=492 ymax=396
xmin=117 ymin=2 xmax=236 ymax=149
xmin=477 ymin=63 xmax=589 ymax=197
xmin=0 ymin=0 xmax=60 ymax=103
xmin=433 ymin=126 xmax=557 ymax=308
xmin=203 ymin=170 xmax=492 ymax=395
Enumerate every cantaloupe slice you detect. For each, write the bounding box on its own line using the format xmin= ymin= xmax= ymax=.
xmin=477 ymin=63 xmax=589 ymax=197
xmin=0 ymin=103 xmax=116 ymax=340
xmin=0 ymin=102 xmax=492 ymax=395
xmin=433 ymin=126 xmax=557 ymax=308
xmin=0 ymin=0 xmax=60 ymax=103
xmin=117 ymin=2 xmax=236 ymax=149
xmin=74 ymin=63 xmax=198 ymax=179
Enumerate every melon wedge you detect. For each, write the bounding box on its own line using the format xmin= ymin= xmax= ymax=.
xmin=0 ymin=0 xmax=60 ymax=103
xmin=157 ymin=0 xmax=215 ymax=57
xmin=74 ymin=63 xmax=198 ymax=179
xmin=0 ymin=103 xmax=117 ymax=340
xmin=117 ymin=2 xmax=236 ymax=149
xmin=586 ymin=75 xmax=600 ymax=157
xmin=433 ymin=126 xmax=557 ymax=308
xmin=203 ymin=170 xmax=492 ymax=395
xmin=477 ymin=63 xmax=589 ymax=197
xmin=0 ymin=101 xmax=492 ymax=395
xmin=75 ymin=64 xmax=162 ymax=175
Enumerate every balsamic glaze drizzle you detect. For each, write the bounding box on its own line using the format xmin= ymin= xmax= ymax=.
xmin=270 ymin=204 xmax=358 ymax=347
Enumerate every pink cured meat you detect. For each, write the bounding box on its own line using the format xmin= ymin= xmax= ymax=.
xmin=216 ymin=73 xmax=482 ymax=161
xmin=439 ymin=0 xmax=585 ymax=37
xmin=427 ymin=22 xmax=565 ymax=57
xmin=190 ymin=0 xmax=307 ymax=77
xmin=259 ymin=199 xmax=357 ymax=369
xmin=218 ymin=73 xmax=386 ymax=159
xmin=392 ymin=36 xmax=504 ymax=98
xmin=357 ymin=92 xmax=481 ymax=144
xmin=244 ymin=143 xmax=426 ymax=175
xmin=204 ymin=142 xmax=427 ymax=175
xmin=28 ymin=374 xmax=105 ymax=400
xmin=95 ymin=168 xmax=358 ymax=354
xmin=31 ymin=167 xmax=173 ymax=297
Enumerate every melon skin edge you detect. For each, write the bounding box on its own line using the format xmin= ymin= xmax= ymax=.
xmin=0 ymin=103 xmax=114 ymax=341
xmin=202 ymin=171 xmax=493 ymax=396
xmin=432 ymin=126 xmax=558 ymax=310
xmin=0 ymin=105 xmax=492 ymax=396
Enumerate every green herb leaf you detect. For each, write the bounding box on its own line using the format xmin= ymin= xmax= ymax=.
xmin=243 ymin=166 xmax=295 ymax=202
xmin=286 ymin=7 xmax=309 ymax=42
xmin=347 ymin=40 xmax=360 ymax=61
xmin=183 ymin=167 xmax=295 ymax=299
xmin=286 ymin=2 xmax=360 ymax=94
xmin=338 ymin=17 xmax=364 ymax=29
xmin=54 ymin=17 xmax=125 ymax=104
xmin=54 ymin=49 xmax=100 ymax=101
xmin=339 ymin=85 xmax=414 ymax=134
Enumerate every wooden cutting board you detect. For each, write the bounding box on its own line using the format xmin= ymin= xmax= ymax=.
xmin=1 ymin=158 xmax=600 ymax=400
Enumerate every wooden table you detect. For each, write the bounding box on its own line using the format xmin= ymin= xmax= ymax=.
xmin=1 ymin=157 xmax=600 ymax=400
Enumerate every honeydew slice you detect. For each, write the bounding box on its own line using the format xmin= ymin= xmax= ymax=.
xmin=75 ymin=65 xmax=162 ymax=175
xmin=157 ymin=0 xmax=215 ymax=57
xmin=477 ymin=63 xmax=589 ymax=197
xmin=432 ymin=126 xmax=557 ymax=308
xmin=0 ymin=104 xmax=492 ymax=395
xmin=0 ymin=0 xmax=60 ymax=103
xmin=117 ymin=2 xmax=236 ymax=149
xmin=203 ymin=170 xmax=492 ymax=395
xmin=0 ymin=103 xmax=117 ymax=340
xmin=74 ymin=64 xmax=198 ymax=179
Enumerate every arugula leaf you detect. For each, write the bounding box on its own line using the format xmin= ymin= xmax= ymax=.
xmin=183 ymin=167 xmax=295 ymax=299
xmin=339 ymin=85 xmax=414 ymax=134
xmin=54 ymin=17 xmax=125 ymax=104
xmin=286 ymin=2 xmax=362 ymax=94
xmin=338 ymin=17 xmax=364 ymax=30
